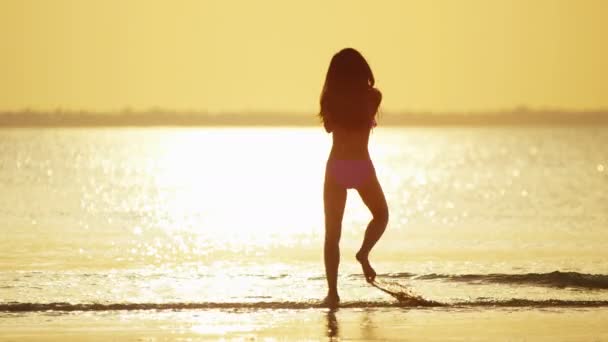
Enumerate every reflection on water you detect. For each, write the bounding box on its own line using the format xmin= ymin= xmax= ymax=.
xmin=0 ymin=126 xmax=607 ymax=308
xmin=326 ymin=309 xmax=339 ymax=339
xmin=325 ymin=308 xmax=380 ymax=340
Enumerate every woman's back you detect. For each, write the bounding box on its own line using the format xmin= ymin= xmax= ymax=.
xmin=329 ymin=126 xmax=372 ymax=159
xmin=324 ymin=87 xmax=381 ymax=159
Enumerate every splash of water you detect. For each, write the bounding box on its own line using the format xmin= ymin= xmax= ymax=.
xmin=371 ymin=280 xmax=443 ymax=307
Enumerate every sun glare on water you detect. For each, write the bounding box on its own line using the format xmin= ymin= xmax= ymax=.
xmin=142 ymin=128 xmax=328 ymax=259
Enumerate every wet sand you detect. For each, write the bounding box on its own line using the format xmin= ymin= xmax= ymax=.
xmin=2 ymin=308 xmax=608 ymax=341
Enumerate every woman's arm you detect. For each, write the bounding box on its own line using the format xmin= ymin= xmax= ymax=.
xmin=323 ymin=115 xmax=333 ymax=133
xmin=369 ymin=88 xmax=382 ymax=113
xmin=368 ymin=88 xmax=382 ymax=127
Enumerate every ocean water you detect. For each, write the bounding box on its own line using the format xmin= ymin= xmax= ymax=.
xmin=1 ymin=126 xmax=607 ymax=315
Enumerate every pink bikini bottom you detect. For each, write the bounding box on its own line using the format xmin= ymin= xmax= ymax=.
xmin=327 ymin=159 xmax=375 ymax=189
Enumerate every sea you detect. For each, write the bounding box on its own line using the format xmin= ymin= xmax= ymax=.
xmin=1 ymin=126 xmax=607 ymax=339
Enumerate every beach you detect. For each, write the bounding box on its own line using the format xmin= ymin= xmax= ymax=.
xmin=1 ymin=126 xmax=607 ymax=340
xmin=3 ymin=308 xmax=608 ymax=340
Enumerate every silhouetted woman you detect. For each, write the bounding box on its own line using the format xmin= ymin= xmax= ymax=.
xmin=319 ymin=48 xmax=389 ymax=306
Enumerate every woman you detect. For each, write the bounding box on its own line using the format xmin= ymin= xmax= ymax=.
xmin=319 ymin=48 xmax=389 ymax=306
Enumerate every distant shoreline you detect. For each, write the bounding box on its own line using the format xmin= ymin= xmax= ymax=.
xmin=1 ymin=110 xmax=608 ymax=127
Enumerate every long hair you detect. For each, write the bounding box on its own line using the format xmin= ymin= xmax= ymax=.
xmin=319 ymin=48 xmax=381 ymax=130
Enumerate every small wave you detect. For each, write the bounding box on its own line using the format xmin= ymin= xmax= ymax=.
xmin=377 ymin=271 xmax=608 ymax=290
xmin=2 ymin=299 xmax=608 ymax=313
xmin=463 ymin=299 xmax=608 ymax=308
xmin=376 ymin=272 xmax=417 ymax=279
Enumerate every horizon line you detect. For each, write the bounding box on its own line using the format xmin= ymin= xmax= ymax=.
xmin=2 ymin=107 xmax=608 ymax=115
xmin=2 ymin=109 xmax=608 ymax=128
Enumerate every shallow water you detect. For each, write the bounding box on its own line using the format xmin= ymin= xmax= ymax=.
xmin=1 ymin=126 xmax=607 ymax=314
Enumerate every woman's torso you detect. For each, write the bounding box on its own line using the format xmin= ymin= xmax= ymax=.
xmin=324 ymin=88 xmax=380 ymax=160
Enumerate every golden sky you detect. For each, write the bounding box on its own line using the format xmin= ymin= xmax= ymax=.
xmin=1 ymin=0 xmax=607 ymax=112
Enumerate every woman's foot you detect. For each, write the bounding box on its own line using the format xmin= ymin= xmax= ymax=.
xmin=356 ymin=252 xmax=376 ymax=283
xmin=321 ymin=293 xmax=340 ymax=308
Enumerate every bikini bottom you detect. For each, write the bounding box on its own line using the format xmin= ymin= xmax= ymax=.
xmin=326 ymin=159 xmax=375 ymax=190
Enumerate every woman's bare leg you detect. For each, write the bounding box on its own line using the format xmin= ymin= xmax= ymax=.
xmin=324 ymin=174 xmax=347 ymax=302
xmin=356 ymin=172 xmax=389 ymax=283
